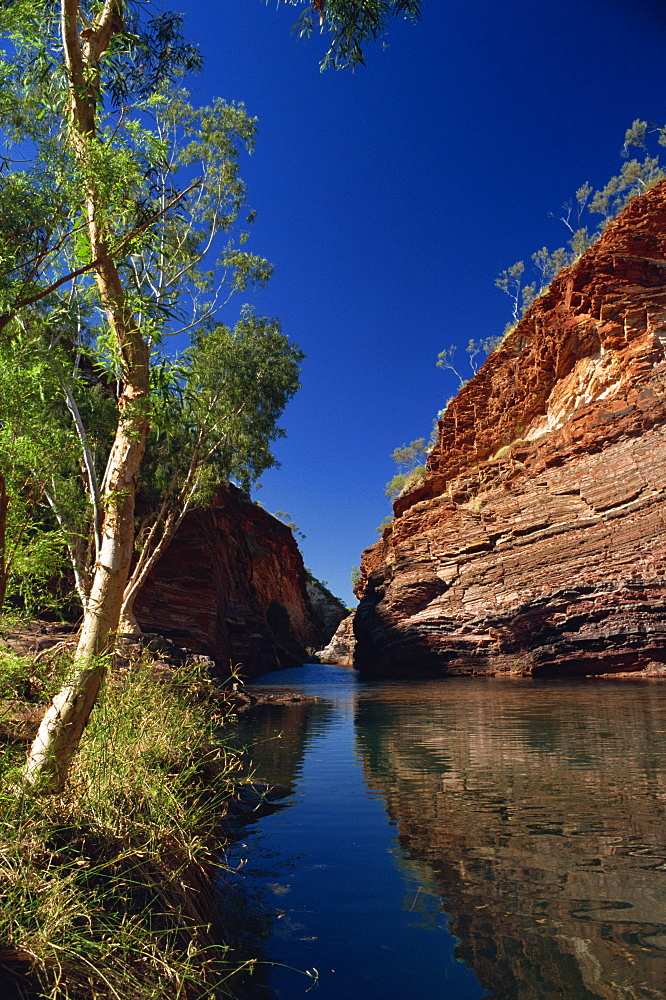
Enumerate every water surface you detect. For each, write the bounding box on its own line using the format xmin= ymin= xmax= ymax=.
xmin=229 ymin=666 xmax=666 ymax=1000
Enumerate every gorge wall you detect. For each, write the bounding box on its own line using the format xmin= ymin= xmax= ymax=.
xmin=354 ymin=181 xmax=666 ymax=677
xmin=134 ymin=485 xmax=347 ymax=677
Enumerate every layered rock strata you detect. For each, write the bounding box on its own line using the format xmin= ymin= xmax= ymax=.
xmin=316 ymin=611 xmax=356 ymax=665
xmin=135 ymin=485 xmax=346 ymax=677
xmin=354 ymin=182 xmax=666 ymax=677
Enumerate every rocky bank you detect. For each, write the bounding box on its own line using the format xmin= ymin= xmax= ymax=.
xmin=354 ymin=181 xmax=666 ymax=678
xmin=316 ymin=611 xmax=356 ymax=665
xmin=134 ymin=484 xmax=346 ymax=677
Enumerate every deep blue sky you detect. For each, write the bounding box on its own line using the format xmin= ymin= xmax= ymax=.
xmin=180 ymin=0 xmax=666 ymax=606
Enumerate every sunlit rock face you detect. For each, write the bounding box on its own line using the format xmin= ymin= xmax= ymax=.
xmin=305 ymin=580 xmax=349 ymax=652
xmin=354 ymin=182 xmax=666 ymax=677
xmin=316 ymin=612 xmax=356 ymax=665
xmin=135 ymin=485 xmax=338 ymax=676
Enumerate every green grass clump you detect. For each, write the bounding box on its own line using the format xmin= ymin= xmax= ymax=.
xmin=0 ymin=645 xmax=69 ymax=703
xmin=0 ymin=654 xmax=255 ymax=1000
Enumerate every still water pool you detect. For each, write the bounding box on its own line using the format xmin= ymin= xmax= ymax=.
xmin=228 ymin=665 xmax=666 ymax=1000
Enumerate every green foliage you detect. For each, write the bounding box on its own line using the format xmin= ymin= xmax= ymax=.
xmin=278 ymin=0 xmax=424 ymax=70
xmin=0 ymin=12 xmax=272 ymax=336
xmin=384 ymin=437 xmax=430 ymax=501
xmin=188 ymin=311 xmax=303 ymax=484
xmin=391 ymin=438 xmax=429 ymax=474
xmin=121 ymin=86 xmax=273 ymax=347
xmin=274 ymin=510 xmax=306 ymax=539
xmin=350 ymin=565 xmax=362 ymax=587
xmin=0 ymin=645 xmax=69 ymax=702
xmin=6 ymin=530 xmax=66 ymax=612
xmin=142 ymin=310 xmax=303 ymax=505
xmin=104 ymin=11 xmax=203 ymax=105
xmin=588 ymin=153 xmax=663 ymax=219
xmin=0 ymin=331 xmax=86 ymax=613
xmin=385 ymin=463 xmax=426 ymax=500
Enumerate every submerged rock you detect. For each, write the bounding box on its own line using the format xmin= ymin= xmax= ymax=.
xmin=354 ymin=181 xmax=666 ymax=678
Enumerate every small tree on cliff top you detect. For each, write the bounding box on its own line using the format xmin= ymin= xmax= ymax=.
xmin=385 ymin=438 xmax=430 ymax=500
xmin=495 ymin=119 xmax=666 ymax=331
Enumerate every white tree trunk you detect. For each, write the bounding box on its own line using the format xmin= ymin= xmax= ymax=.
xmin=23 ymin=662 xmax=106 ymax=791
xmin=25 ymin=0 xmax=150 ymax=791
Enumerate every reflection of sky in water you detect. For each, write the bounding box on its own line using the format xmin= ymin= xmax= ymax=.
xmin=236 ymin=669 xmax=666 ymax=1000
xmin=234 ymin=666 xmax=485 ymax=1000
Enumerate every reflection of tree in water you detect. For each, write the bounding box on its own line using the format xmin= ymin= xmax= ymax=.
xmin=231 ymin=699 xmax=335 ymax=792
xmin=354 ymin=681 xmax=666 ymax=1000
xmin=401 ymin=882 xmax=447 ymax=931
xmin=224 ymin=698 xmax=337 ymax=998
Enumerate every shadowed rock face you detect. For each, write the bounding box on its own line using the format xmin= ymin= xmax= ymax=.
xmin=134 ymin=485 xmax=344 ymax=677
xmin=354 ymin=182 xmax=666 ymax=678
xmin=305 ymin=579 xmax=348 ymax=650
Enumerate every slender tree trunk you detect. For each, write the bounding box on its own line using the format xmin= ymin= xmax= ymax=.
xmin=118 ymin=494 xmax=195 ymax=634
xmin=0 ymin=472 xmax=8 ymax=612
xmin=42 ymin=485 xmax=91 ymax=609
xmin=25 ymin=0 xmax=150 ymax=791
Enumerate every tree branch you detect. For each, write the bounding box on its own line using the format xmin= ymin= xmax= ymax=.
xmin=0 ymin=181 xmax=202 ymax=335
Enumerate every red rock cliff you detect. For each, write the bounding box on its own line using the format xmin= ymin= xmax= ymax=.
xmin=134 ymin=485 xmax=346 ymax=677
xmin=354 ymin=181 xmax=666 ymax=677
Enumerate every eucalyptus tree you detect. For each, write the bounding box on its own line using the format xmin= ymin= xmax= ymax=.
xmin=385 ymin=438 xmax=430 ymax=500
xmin=0 ymin=3 xmax=201 ymax=673
xmin=0 ymin=0 xmax=425 ymax=789
xmin=2 ymin=2 xmax=271 ymax=790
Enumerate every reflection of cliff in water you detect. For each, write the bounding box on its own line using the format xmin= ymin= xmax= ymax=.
xmin=231 ymin=698 xmax=336 ymax=802
xmin=354 ymin=680 xmax=666 ymax=1000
